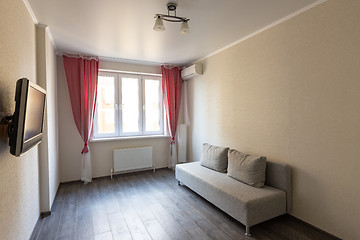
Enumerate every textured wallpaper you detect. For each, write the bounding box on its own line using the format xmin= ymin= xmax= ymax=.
xmin=0 ymin=0 xmax=40 ymax=239
xmin=187 ymin=1 xmax=360 ymax=239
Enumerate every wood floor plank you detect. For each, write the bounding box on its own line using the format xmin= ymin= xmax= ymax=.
xmin=33 ymin=169 xmax=339 ymax=240
xmin=111 ymin=231 xmax=132 ymax=240
xmin=186 ymin=208 xmax=232 ymax=240
xmin=103 ymin=192 xmax=121 ymax=214
xmin=56 ymin=223 xmax=76 ymax=240
xmin=179 ymin=191 xmax=246 ymax=239
xmin=115 ymin=192 xmax=132 ymax=211
xmin=99 ymin=178 xmax=114 ymax=195
xmin=186 ymin=227 xmax=213 ymax=240
xmin=77 ymin=184 xmax=91 ymax=209
xmin=94 ymin=231 xmax=113 ymax=240
xmin=92 ymin=208 xmax=111 ymax=235
xmin=37 ymin=197 xmax=64 ymax=240
xmin=76 ymin=233 xmax=94 ymax=240
xmin=153 ymin=171 xmax=244 ymax=239
xmin=136 ymin=172 xmax=198 ymax=232
xmin=143 ymin=219 xmax=172 ymax=240
xmin=111 ymin=175 xmax=125 ymax=193
xmin=58 ymin=182 xmax=78 ymax=236
xmin=121 ymin=207 xmax=152 ymax=240
xmin=88 ymin=180 xmax=101 ymax=196
xmin=134 ymin=200 xmax=157 ymax=222
xmin=151 ymin=171 xmax=244 ymax=239
xmin=75 ymin=213 xmax=94 ymax=240
xmin=122 ymin=175 xmax=138 ymax=197
xmin=158 ymin=196 xmax=198 ymax=232
xmin=107 ymin=212 xmax=132 ymax=240
xmin=59 ymin=201 xmax=77 ymax=226
xmin=149 ymin=203 xmax=191 ymax=240
xmin=29 ymin=217 xmax=44 ymax=240
xmin=54 ymin=184 xmax=67 ymax=202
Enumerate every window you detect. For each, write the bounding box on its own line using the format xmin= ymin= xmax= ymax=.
xmin=93 ymin=71 xmax=164 ymax=139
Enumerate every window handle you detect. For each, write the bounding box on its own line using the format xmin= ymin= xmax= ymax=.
xmin=115 ymin=104 xmax=121 ymax=110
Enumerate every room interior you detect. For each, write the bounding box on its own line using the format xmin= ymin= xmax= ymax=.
xmin=0 ymin=0 xmax=359 ymax=239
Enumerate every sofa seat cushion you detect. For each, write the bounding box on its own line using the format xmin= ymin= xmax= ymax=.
xmin=176 ymin=162 xmax=287 ymax=227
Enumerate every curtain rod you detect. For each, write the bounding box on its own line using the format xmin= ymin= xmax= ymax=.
xmin=58 ymin=52 xmax=99 ymax=61
xmin=99 ymin=69 xmax=162 ymax=77
xmin=56 ymin=51 xmax=164 ymax=66
xmin=56 ymin=51 xmax=186 ymax=68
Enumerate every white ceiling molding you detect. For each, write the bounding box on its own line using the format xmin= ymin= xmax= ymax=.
xmin=45 ymin=26 xmax=57 ymax=50
xmin=193 ymin=0 xmax=328 ymax=65
xmin=23 ymin=0 xmax=57 ymax=51
xmin=22 ymin=0 xmax=38 ymax=24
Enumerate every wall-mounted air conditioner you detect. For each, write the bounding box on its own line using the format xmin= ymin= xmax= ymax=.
xmin=181 ymin=63 xmax=203 ymax=80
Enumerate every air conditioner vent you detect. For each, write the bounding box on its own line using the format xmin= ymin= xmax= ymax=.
xmin=181 ymin=63 xmax=202 ymax=80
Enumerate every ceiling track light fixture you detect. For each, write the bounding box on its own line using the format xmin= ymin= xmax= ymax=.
xmin=153 ymin=2 xmax=190 ymax=34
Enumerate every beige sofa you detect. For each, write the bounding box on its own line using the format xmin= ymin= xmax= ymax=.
xmin=175 ymin=161 xmax=291 ymax=236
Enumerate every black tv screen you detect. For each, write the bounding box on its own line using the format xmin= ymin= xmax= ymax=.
xmin=9 ymin=78 xmax=46 ymax=156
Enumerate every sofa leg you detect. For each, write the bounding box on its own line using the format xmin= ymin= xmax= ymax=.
xmin=245 ymin=226 xmax=251 ymax=237
xmin=177 ymin=180 xmax=181 ymax=185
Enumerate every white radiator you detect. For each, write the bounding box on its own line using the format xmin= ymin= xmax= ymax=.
xmin=111 ymin=147 xmax=153 ymax=178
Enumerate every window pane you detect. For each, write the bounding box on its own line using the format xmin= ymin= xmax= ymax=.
xmin=144 ymin=79 xmax=161 ymax=132
xmin=96 ymin=76 xmax=116 ymax=134
xmin=122 ymin=77 xmax=139 ymax=133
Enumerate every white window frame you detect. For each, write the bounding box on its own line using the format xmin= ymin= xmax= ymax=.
xmin=119 ymin=73 xmax=142 ymax=137
xmin=93 ymin=71 xmax=164 ymax=139
xmin=93 ymin=72 xmax=119 ymax=139
xmin=142 ymin=75 xmax=164 ymax=136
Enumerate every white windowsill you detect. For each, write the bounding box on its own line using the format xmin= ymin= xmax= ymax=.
xmin=90 ymin=135 xmax=170 ymax=143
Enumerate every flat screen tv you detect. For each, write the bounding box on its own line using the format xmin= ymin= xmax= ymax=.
xmin=9 ymin=78 xmax=46 ymax=156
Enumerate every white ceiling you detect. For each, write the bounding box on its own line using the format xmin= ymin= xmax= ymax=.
xmin=27 ymin=0 xmax=320 ymax=65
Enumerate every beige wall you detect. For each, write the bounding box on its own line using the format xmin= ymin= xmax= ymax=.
xmin=36 ymin=25 xmax=59 ymax=213
xmin=45 ymin=27 xmax=59 ymax=210
xmin=187 ymin=0 xmax=360 ymax=239
xmin=57 ymin=58 xmax=170 ymax=182
xmin=0 ymin=0 xmax=40 ymax=239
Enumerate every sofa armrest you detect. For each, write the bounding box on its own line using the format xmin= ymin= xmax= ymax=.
xmin=265 ymin=161 xmax=292 ymax=212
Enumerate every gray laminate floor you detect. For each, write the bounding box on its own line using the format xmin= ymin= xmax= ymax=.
xmin=30 ymin=169 xmax=337 ymax=240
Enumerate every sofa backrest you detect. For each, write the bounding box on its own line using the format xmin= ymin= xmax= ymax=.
xmin=265 ymin=161 xmax=292 ymax=212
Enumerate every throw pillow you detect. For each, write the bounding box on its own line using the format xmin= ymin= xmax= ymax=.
xmin=200 ymin=143 xmax=229 ymax=172
xmin=227 ymin=149 xmax=266 ymax=188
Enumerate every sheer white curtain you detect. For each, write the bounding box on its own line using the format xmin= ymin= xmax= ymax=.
xmin=81 ymin=151 xmax=92 ymax=183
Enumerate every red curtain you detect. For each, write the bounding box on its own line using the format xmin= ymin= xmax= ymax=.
xmin=161 ymin=65 xmax=183 ymax=163
xmin=63 ymin=55 xmax=99 ymax=154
